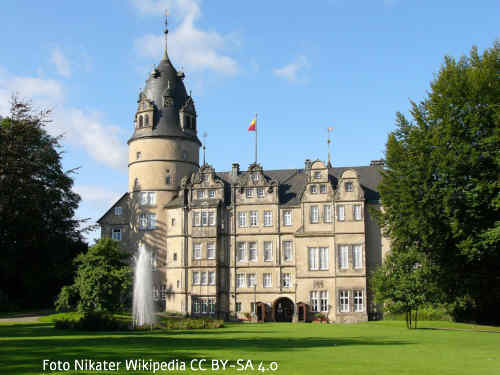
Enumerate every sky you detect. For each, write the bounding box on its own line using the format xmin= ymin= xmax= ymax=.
xmin=1 ymin=0 xmax=498 ymax=244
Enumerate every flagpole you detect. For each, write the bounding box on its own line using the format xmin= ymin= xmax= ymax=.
xmin=255 ymin=113 xmax=258 ymax=164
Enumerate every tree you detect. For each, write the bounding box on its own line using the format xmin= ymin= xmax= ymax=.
xmin=56 ymin=238 xmax=132 ymax=313
xmin=0 ymin=98 xmax=87 ymax=309
xmin=377 ymin=41 xmax=500 ymax=324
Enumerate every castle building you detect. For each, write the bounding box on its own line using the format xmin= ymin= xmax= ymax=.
xmin=98 ymin=17 xmax=389 ymax=323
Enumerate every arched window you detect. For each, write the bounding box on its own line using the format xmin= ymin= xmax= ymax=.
xmin=139 ymin=115 xmax=143 ymax=128
xmin=144 ymin=114 xmax=149 ymax=126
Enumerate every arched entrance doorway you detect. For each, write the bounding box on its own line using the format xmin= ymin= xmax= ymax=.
xmin=272 ymin=297 xmax=294 ymax=322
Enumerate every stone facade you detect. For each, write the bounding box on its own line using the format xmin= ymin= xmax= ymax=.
xmin=98 ymin=16 xmax=389 ymax=323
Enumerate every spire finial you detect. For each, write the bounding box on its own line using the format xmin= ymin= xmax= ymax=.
xmin=327 ymin=127 xmax=333 ymax=167
xmin=162 ymin=10 xmax=169 ymax=60
xmin=203 ymin=132 xmax=208 ymax=166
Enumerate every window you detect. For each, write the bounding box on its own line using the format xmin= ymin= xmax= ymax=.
xmin=235 ymin=302 xmax=242 ymax=312
xmin=173 ymin=253 xmax=177 ymax=262
xmin=247 ymin=273 xmax=256 ymax=288
xmin=209 ymin=189 xmax=216 ymax=198
xmin=161 ymin=284 xmax=167 ymax=300
xmin=250 ymin=211 xmax=258 ymax=226
xmin=337 ymin=205 xmax=345 ymax=221
xmin=171 ymin=218 xmax=176 ymax=226
xmin=319 ymin=247 xmax=329 ymax=270
xmin=283 ymin=210 xmax=292 ymax=226
xmin=193 ymin=243 xmax=202 ymax=260
xmin=345 ymin=182 xmax=353 ymax=192
xmin=177 ymin=280 xmax=180 ymax=288
xmin=236 ymin=274 xmax=245 ymax=288
xmin=308 ymin=247 xmax=319 ymax=270
xmin=139 ymin=213 xmax=148 ymax=230
xmin=283 ymin=241 xmax=292 ymax=262
xmin=144 ymin=114 xmax=149 ymax=126
xmin=264 ymin=210 xmax=272 ymax=226
xmin=320 ymin=291 xmax=328 ymax=312
xmin=264 ymin=241 xmax=273 ymax=262
xmin=201 ymin=174 xmax=209 ymax=183
xmin=200 ymin=272 xmax=207 ymax=285
xmin=310 ymin=291 xmax=319 ymax=312
xmin=238 ymin=212 xmax=247 ymax=227
xmin=148 ymin=213 xmax=156 ymax=230
xmin=114 ymin=206 xmax=122 ymax=216
xmin=354 ymin=205 xmax=362 ymax=221
xmin=310 ymin=206 xmax=319 ymax=223
xmin=314 ymin=171 xmax=321 ymax=179
xmin=246 ymin=188 xmax=254 ymax=198
xmin=192 ymin=298 xmax=201 ymax=313
xmin=193 ymin=272 xmax=200 ymax=285
xmin=354 ymin=290 xmax=364 ymax=312
xmin=282 ymin=273 xmax=291 ymax=288
xmin=201 ymin=211 xmax=208 ymax=226
xmin=139 ymin=115 xmax=143 ymax=127
xmin=251 ymin=174 xmax=259 ymax=182
xmin=237 ymin=242 xmax=246 ymax=261
xmin=251 ymin=302 xmax=256 ymax=314
xmin=320 ymin=184 xmax=327 ymax=194
xmin=207 ymin=242 xmax=216 ymax=260
xmin=197 ymin=190 xmax=205 ymax=199
xmin=353 ymin=245 xmax=362 ymax=269
xmin=263 ymin=273 xmax=272 ymax=288
xmin=201 ymin=299 xmax=208 ymax=314
xmin=208 ymin=299 xmax=215 ymax=313
xmin=310 ymin=185 xmax=318 ymax=194
xmin=339 ymin=290 xmax=350 ymax=312
xmin=136 ymin=152 xmax=141 ymax=160
xmin=339 ymin=245 xmax=349 ymax=269
xmin=249 ymin=242 xmax=257 ymax=261
xmin=112 ymin=228 xmax=122 ymax=241
xmin=208 ymin=212 xmax=215 ymax=226
xmin=193 ymin=212 xmax=201 ymax=226
xmin=324 ymin=205 xmax=331 ymax=223
xmin=165 ymin=176 xmax=171 ymax=185
xmin=257 ymin=187 xmax=264 ymax=197
xmin=153 ymin=286 xmax=159 ymax=301
xmin=140 ymin=192 xmax=156 ymax=205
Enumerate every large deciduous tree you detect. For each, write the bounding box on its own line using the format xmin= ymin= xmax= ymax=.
xmin=0 ymin=98 xmax=87 ymax=309
xmin=376 ymin=42 xmax=500 ymax=324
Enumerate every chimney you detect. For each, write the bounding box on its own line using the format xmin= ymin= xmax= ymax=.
xmin=370 ymin=159 xmax=385 ymax=167
xmin=231 ymin=163 xmax=240 ymax=177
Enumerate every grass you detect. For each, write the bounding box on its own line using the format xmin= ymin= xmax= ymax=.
xmin=0 ymin=318 xmax=499 ymax=375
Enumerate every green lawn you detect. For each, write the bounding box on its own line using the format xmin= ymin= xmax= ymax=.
xmin=0 ymin=319 xmax=499 ymax=375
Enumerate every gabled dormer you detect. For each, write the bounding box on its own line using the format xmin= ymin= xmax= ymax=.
xmin=234 ymin=163 xmax=279 ymax=202
xmin=135 ymin=92 xmax=155 ymax=129
xmin=179 ymin=96 xmax=197 ymax=132
xmin=301 ymin=159 xmax=332 ymax=201
xmin=334 ymin=169 xmax=364 ymax=202
xmin=189 ymin=164 xmax=225 ymax=202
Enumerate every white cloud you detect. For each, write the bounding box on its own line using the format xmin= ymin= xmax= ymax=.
xmin=50 ymin=47 xmax=72 ymax=78
xmin=74 ymin=185 xmax=123 ymax=206
xmin=273 ymin=56 xmax=311 ymax=83
xmin=131 ymin=0 xmax=238 ymax=75
xmin=0 ymin=67 xmax=128 ymax=171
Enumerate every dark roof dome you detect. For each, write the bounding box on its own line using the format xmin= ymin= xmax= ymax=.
xmin=129 ymin=15 xmax=200 ymax=145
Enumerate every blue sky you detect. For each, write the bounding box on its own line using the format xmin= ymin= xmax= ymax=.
xmin=1 ymin=0 xmax=498 ymax=243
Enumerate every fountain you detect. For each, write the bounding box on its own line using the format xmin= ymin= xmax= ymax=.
xmin=132 ymin=243 xmax=156 ymax=327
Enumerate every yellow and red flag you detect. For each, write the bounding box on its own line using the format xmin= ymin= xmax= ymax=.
xmin=248 ymin=117 xmax=256 ymax=131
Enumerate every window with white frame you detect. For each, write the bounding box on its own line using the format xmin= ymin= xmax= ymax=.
xmin=237 ymin=242 xmax=246 ymax=261
xmin=153 ymin=286 xmax=160 ymax=301
xmin=337 ymin=205 xmax=345 ymax=221
xmin=208 ymin=299 xmax=215 ymax=313
xmin=283 ymin=241 xmax=292 ymax=262
xmin=353 ymin=245 xmax=363 ymax=269
xmin=209 ymin=189 xmax=216 ymax=198
xmin=207 ymin=242 xmax=216 ymax=259
xmin=320 ymin=291 xmax=328 ymax=312
xmin=197 ymin=190 xmax=205 ymax=199
xmin=339 ymin=290 xmax=349 ymax=312
xmin=249 ymin=242 xmax=257 ymax=261
xmin=208 ymin=271 xmax=215 ymax=285
xmin=139 ymin=192 xmax=155 ymax=205
xmin=308 ymin=247 xmax=319 ymax=270
xmin=345 ymin=182 xmax=353 ymax=192
xmin=250 ymin=210 xmax=258 ymax=226
xmin=310 ymin=185 xmax=318 ymax=194
xmin=264 ymin=241 xmax=273 ymax=262
xmin=112 ymin=228 xmax=122 ymax=241
xmin=324 ymin=205 xmax=331 ymax=223
xmin=114 ymin=206 xmax=122 ymax=216
xmin=201 ymin=211 xmax=208 ymax=226
xmin=247 ymin=273 xmax=256 ymax=288
xmin=193 ymin=212 xmax=201 ymax=226
xmin=263 ymin=273 xmax=272 ymax=288
xmin=310 ymin=291 xmax=319 ymax=312
xmin=193 ymin=243 xmax=202 ymax=260
xmin=283 ymin=210 xmax=292 ymax=226
xmin=251 ymin=173 xmax=259 ymax=182
xmin=236 ymin=274 xmax=245 ymax=288
xmin=200 ymin=272 xmax=207 ymax=285
xmin=161 ymin=284 xmax=167 ymax=300
xmin=192 ymin=298 xmax=200 ymax=313
xmin=354 ymin=204 xmax=362 ymax=221
xmin=319 ymin=247 xmax=329 ymax=270
xmin=208 ymin=212 xmax=215 ymax=226
xmin=238 ymin=212 xmax=247 ymax=227
xmin=201 ymin=299 xmax=208 ymax=314
xmin=282 ymin=273 xmax=291 ymax=288
xmin=339 ymin=290 xmax=350 ymax=312
xmin=235 ymin=302 xmax=242 ymax=312
xmin=354 ymin=290 xmax=364 ymax=312
xmin=257 ymin=187 xmax=264 ymax=198
xmin=320 ymin=184 xmax=327 ymax=194
xmin=314 ymin=171 xmax=321 ymax=179
xmin=148 ymin=213 xmax=156 ymax=230
xmin=193 ymin=272 xmax=200 ymax=285
xmin=310 ymin=205 xmax=319 ymax=223
xmin=246 ymin=188 xmax=254 ymax=198
xmin=263 ymin=210 xmax=272 ymax=226
xmin=339 ymin=245 xmax=349 ymax=269
xmin=139 ymin=214 xmax=148 ymax=230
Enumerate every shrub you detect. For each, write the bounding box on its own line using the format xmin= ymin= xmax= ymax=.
xmin=54 ymin=311 xmax=128 ymax=331
xmin=55 ymin=286 xmax=78 ymax=312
